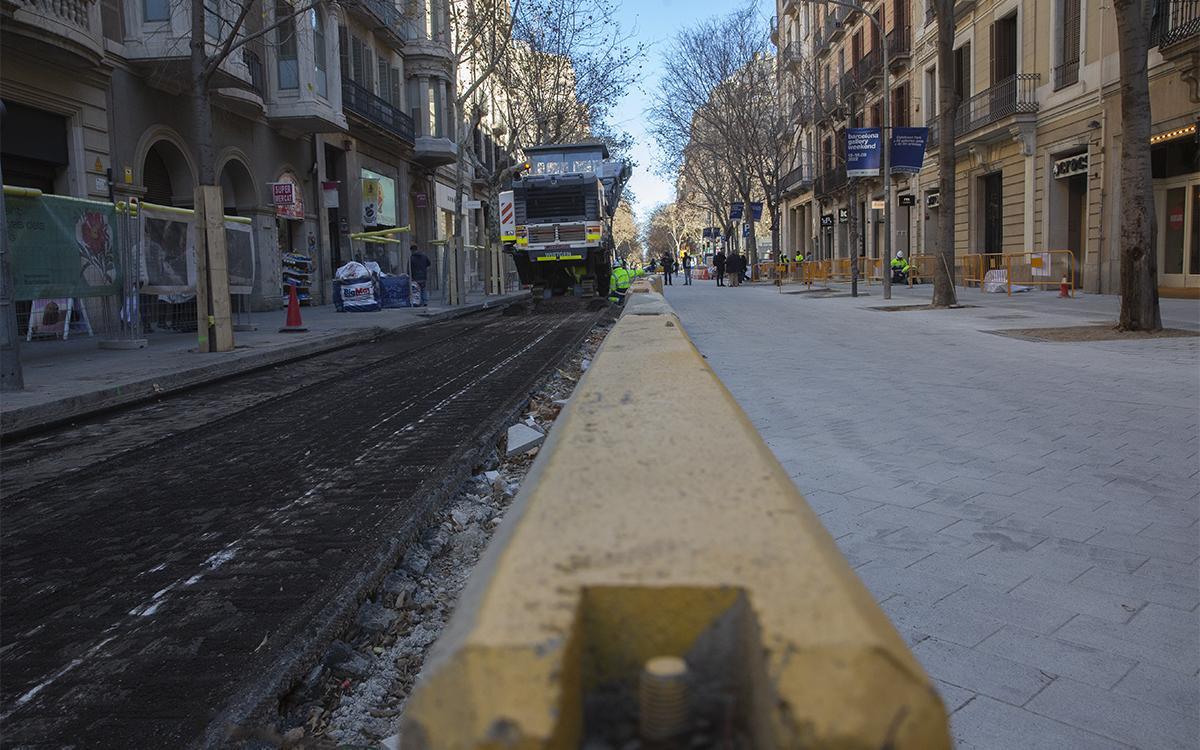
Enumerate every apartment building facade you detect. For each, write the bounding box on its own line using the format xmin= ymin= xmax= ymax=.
xmin=2 ymin=0 xmax=512 ymax=309
xmin=774 ymin=0 xmax=1199 ymax=294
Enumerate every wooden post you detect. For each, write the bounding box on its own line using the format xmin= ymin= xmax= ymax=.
xmin=194 ymin=185 xmax=235 ymax=352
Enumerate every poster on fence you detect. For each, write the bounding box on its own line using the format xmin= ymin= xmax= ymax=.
xmin=224 ymin=221 xmax=256 ymax=294
xmin=140 ymin=207 xmax=196 ymax=294
xmin=5 ymin=193 xmax=122 ymax=300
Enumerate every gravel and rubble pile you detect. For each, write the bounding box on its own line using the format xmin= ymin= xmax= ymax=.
xmin=271 ymin=321 xmax=612 ymax=749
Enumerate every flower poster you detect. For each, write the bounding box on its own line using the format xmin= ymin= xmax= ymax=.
xmin=5 ymin=194 xmax=122 ymax=300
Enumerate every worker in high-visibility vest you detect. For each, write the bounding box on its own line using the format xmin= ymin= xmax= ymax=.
xmin=891 ymin=251 xmax=910 ymax=284
xmin=609 ymin=262 xmax=633 ymax=303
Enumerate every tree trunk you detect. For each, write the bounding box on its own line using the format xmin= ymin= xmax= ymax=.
xmin=191 ymin=0 xmax=232 ymax=351
xmin=932 ymin=0 xmax=959 ymax=307
xmin=1113 ymin=0 xmax=1162 ymax=331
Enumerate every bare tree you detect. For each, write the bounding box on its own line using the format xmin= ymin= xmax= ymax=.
xmin=648 ymin=4 xmax=772 ymax=264
xmin=928 ymin=0 xmax=960 ymax=307
xmin=612 ymin=199 xmax=642 ymax=265
xmin=1111 ymin=0 xmax=1162 ymax=330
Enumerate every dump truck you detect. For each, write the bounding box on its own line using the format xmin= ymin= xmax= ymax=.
xmin=499 ymin=142 xmax=632 ymax=298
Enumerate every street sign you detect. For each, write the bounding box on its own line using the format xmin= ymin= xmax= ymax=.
xmin=730 ymin=202 xmax=744 ymax=220
xmin=838 ymin=208 xmax=849 ymax=223
xmin=890 ymin=127 xmax=929 ymax=174
xmin=750 ymin=202 xmax=763 ymax=221
xmin=742 ymin=223 xmax=749 ymax=237
xmin=899 ymin=194 xmax=916 ymax=207
xmin=846 ymin=128 xmax=882 ymax=177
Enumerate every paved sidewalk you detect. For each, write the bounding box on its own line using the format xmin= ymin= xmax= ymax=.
xmin=2 ymin=291 xmax=526 ymax=435
xmin=666 ymin=280 xmax=1199 ymax=749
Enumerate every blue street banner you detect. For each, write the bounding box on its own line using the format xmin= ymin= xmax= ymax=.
xmin=846 ymin=128 xmax=882 ymax=177
xmin=702 ymin=227 xmax=712 ymax=238
xmin=730 ymin=202 xmax=744 ymax=220
xmin=750 ymin=202 xmax=763 ymax=221
xmin=890 ymin=127 xmax=929 ymax=174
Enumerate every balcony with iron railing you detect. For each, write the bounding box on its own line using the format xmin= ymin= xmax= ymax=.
xmin=1154 ymin=0 xmax=1200 ymax=46
xmin=782 ymin=164 xmax=815 ymax=196
xmin=840 ymin=69 xmax=859 ymax=97
xmin=816 ymin=163 xmax=848 ymax=196
xmin=887 ymin=25 xmax=912 ymax=66
xmin=791 ymin=94 xmax=815 ymax=124
xmin=345 ymin=0 xmax=411 ymax=47
xmin=1053 ymin=57 xmax=1079 ymax=90
xmin=856 ymin=47 xmax=883 ymax=88
xmin=782 ymin=41 xmax=804 ymax=69
xmin=342 ymin=78 xmax=415 ymax=143
xmin=955 ymin=74 xmax=1039 ymax=138
xmin=243 ymin=48 xmax=265 ymax=98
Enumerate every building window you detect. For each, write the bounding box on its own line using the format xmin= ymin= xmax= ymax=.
xmin=1055 ymin=0 xmax=1081 ymax=89
xmin=311 ymin=9 xmax=327 ymax=98
xmin=144 ymin=0 xmax=169 ymax=22
xmin=924 ymin=65 xmax=937 ymax=120
xmin=893 ymin=83 xmax=910 ymax=127
xmin=953 ymin=42 xmax=971 ymax=102
xmin=276 ymin=1 xmax=299 ymax=89
xmin=871 ymin=102 xmax=882 ymax=127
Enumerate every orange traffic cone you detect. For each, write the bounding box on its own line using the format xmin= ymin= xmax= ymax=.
xmin=1059 ymin=276 xmax=1070 ymax=298
xmin=280 ymin=284 xmax=307 ymax=332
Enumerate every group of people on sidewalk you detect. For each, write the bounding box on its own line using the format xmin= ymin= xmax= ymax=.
xmin=712 ymin=250 xmax=750 ymax=287
xmin=658 ymin=252 xmax=696 ymax=286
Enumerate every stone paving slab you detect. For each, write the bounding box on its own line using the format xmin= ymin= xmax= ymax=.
xmin=666 ymin=280 xmax=1199 ymax=750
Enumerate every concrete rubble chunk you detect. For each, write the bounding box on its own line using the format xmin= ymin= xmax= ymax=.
xmin=324 ymin=640 xmax=371 ymax=679
xmin=506 ymin=423 xmax=545 ymax=456
xmin=356 ymin=601 xmax=398 ymax=633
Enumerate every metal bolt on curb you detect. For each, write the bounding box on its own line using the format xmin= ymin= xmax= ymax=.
xmin=639 ymin=656 xmax=690 ymax=741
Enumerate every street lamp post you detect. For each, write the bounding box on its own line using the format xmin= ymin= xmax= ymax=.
xmin=800 ymin=0 xmax=892 ymax=299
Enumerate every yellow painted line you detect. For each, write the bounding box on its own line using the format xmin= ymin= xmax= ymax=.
xmin=402 ymin=292 xmax=951 ymax=748
xmin=535 ymin=255 xmax=582 ymax=261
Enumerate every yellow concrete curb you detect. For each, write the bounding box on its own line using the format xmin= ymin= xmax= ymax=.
xmin=401 ymin=293 xmax=950 ymax=748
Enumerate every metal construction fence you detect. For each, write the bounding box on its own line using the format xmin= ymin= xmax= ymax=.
xmin=4 ymin=186 xmax=256 ymax=349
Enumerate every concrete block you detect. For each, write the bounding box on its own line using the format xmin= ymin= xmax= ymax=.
xmin=505 ymin=423 xmax=544 ymax=456
xmin=401 ymin=294 xmax=951 ymax=749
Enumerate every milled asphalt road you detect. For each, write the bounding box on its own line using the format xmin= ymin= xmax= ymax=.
xmin=665 ymin=279 xmax=1199 ymax=750
xmin=0 ymin=305 xmax=603 ymax=749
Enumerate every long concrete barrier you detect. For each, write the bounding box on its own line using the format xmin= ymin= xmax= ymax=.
xmin=401 ymin=290 xmax=951 ymax=748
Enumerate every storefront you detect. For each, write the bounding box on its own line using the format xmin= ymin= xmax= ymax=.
xmin=1151 ymin=123 xmax=1200 ymax=293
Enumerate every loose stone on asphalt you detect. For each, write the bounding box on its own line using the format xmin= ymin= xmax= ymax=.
xmin=665 ymin=280 xmax=1199 ymax=750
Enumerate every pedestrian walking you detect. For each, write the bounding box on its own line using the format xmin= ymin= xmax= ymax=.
xmin=728 ymin=252 xmax=741 ymax=287
xmin=738 ymin=252 xmax=750 ymax=283
xmin=662 ymin=254 xmax=674 ymax=285
xmin=682 ymin=251 xmax=693 ymax=285
xmin=714 ymin=250 xmax=727 ymax=286
xmin=409 ymin=244 xmax=431 ymax=306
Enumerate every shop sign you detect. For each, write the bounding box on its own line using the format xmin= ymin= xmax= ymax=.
xmin=1053 ymin=153 xmax=1089 ymax=179
xmin=838 ymin=208 xmax=849 ymax=223
xmin=846 ymin=128 xmax=882 ymax=177
xmin=820 ymin=213 xmax=835 ymax=227
xmin=899 ymin=194 xmax=916 ymax=206
xmin=272 ymin=172 xmax=305 ymax=220
xmin=414 ymin=192 xmax=428 ymax=208
xmin=1168 ymin=207 xmax=1185 ymax=231
xmin=871 ymin=199 xmax=885 ymax=210
xmin=321 ymin=181 xmax=339 ymax=209
xmin=926 ymin=192 xmax=940 ymax=208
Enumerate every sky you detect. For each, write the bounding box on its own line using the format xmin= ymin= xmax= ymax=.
xmin=609 ymin=0 xmax=768 ymax=223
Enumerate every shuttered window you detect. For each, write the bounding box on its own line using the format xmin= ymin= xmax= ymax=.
xmin=1056 ymin=0 xmax=1081 ymax=88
